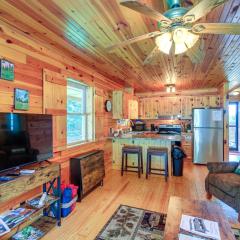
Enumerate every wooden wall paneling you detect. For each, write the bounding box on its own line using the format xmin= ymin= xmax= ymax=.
xmin=53 ymin=115 xmax=67 ymax=153
xmin=95 ymin=89 xmax=104 ymax=141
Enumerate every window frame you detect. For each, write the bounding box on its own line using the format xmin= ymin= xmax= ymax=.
xmin=67 ymin=79 xmax=94 ymax=147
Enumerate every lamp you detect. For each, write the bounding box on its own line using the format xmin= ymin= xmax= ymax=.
xmin=155 ymin=28 xmax=199 ymax=55
xmin=230 ymin=91 xmax=240 ymax=96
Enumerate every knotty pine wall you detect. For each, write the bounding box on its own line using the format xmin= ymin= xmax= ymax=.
xmin=0 ymin=26 xmax=121 ymax=212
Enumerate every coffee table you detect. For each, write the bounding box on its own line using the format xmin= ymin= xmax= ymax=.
xmin=164 ymin=196 xmax=235 ymax=240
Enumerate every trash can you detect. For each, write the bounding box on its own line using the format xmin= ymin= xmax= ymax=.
xmin=172 ymin=145 xmax=186 ymax=176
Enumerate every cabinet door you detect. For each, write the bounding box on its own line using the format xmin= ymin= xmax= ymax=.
xmin=123 ymin=93 xmax=129 ymax=119
xmin=43 ymin=69 xmax=66 ymax=115
xmin=128 ymin=100 xmax=138 ymax=119
xmin=113 ymin=91 xmax=123 ymax=119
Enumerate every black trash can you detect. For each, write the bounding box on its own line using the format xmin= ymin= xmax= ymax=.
xmin=172 ymin=145 xmax=186 ymax=176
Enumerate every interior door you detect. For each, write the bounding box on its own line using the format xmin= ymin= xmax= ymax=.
xmin=229 ymin=102 xmax=238 ymax=151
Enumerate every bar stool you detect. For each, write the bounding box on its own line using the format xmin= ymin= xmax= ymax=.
xmin=121 ymin=145 xmax=143 ymax=178
xmin=146 ymin=147 xmax=168 ymax=182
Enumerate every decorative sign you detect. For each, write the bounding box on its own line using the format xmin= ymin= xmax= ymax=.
xmin=14 ymin=88 xmax=29 ymax=111
xmin=0 ymin=59 xmax=14 ymax=81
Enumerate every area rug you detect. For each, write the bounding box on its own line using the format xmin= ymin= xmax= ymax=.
xmin=95 ymin=205 xmax=166 ymax=240
xmin=96 ymin=205 xmax=240 ymax=240
xmin=233 ymin=228 xmax=240 ymax=240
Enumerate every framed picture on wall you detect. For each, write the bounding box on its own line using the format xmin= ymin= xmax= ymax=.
xmin=14 ymin=88 xmax=29 ymax=111
xmin=0 ymin=59 xmax=14 ymax=81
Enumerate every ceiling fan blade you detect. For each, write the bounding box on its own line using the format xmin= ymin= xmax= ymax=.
xmin=120 ymin=0 xmax=171 ymax=26
xmin=186 ymin=39 xmax=205 ymax=64
xmin=183 ymin=0 xmax=229 ymax=23
xmin=106 ymin=31 xmax=161 ymax=52
xmin=192 ymin=23 xmax=240 ymax=34
xmin=143 ymin=46 xmax=159 ymax=65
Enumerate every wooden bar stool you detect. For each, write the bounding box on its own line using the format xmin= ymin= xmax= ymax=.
xmin=146 ymin=147 xmax=168 ymax=182
xmin=121 ymin=145 xmax=143 ymax=178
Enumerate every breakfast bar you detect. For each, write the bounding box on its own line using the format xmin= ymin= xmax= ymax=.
xmin=111 ymin=132 xmax=182 ymax=177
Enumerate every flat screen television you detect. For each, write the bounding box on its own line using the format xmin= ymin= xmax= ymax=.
xmin=0 ymin=113 xmax=53 ymax=172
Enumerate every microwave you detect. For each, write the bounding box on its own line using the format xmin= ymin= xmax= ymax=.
xmin=132 ymin=123 xmax=146 ymax=131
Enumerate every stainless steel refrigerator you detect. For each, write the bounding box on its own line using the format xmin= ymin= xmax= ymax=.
xmin=193 ymin=108 xmax=224 ymax=164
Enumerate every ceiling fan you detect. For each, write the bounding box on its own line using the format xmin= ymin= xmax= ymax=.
xmin=106 ymin=0 xmax=240 ymax=65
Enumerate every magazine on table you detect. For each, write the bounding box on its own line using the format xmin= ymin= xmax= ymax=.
xmin=0 ymin=218 xmax=10 ymax=236
xmin=26 ymin=195 xmax=56 ymax=209
xmin=179 ymin=215 xmax=221 ymax=240
xmin=0 ymin=207 xmax=35 ymax=229
xmin=12 ymin=226 xmax=44 ymax=240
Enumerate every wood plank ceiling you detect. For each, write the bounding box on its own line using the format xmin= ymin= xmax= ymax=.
xmin=0 ymin=0 xmax=239 ymax=92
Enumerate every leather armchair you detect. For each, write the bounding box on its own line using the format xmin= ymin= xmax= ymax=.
xmin=205 ymin=162 xmax=240 ymax=222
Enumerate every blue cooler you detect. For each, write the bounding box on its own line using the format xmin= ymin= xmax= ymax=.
xmin=61 ymin=187 xmax=72 ymax=217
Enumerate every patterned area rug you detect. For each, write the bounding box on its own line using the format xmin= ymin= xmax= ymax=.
xmin=96 ymin=205 xmax=240 ymax=240
xmin=96 ymin=205 xmax=166 ymax=240
xmin=233 ymin=228 xmax=240 ymax=240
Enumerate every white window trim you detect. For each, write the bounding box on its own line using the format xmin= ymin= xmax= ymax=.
xmin=67 ymin=79 xmax=95 ymax=147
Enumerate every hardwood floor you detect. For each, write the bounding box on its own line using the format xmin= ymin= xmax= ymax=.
xmin=44 ymin=162 xmax=239 ymax=240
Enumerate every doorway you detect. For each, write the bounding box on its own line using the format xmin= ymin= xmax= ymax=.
xmin=229 ymin=102 xmax=238 ymax=151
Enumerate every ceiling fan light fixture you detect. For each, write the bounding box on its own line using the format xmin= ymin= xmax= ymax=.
xmin=173 ymin=28 xmax=199 ymax=55
xmin=165 ymin=84 xmax=176 ymax=93
xmin=155 ymin=33 xmax=172 ymax=55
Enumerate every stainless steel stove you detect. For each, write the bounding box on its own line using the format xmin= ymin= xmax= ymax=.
xmin=157 ymin=124 xmax=182 ymax=135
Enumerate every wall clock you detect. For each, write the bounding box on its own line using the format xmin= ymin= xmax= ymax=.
xmin=105 ymin=100 xmax=112 ymax=112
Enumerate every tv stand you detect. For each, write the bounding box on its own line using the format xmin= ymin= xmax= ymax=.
xmin=0 ymin=162 xmax=61 ymax=239
xmin=39 ymin=159 xmax=52 ymax=165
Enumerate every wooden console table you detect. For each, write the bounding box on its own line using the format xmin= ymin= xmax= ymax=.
xmin=0 ymin=162 xmax=61 ymax=239
xmin=164 ymin=196 xmax=235 ymax=240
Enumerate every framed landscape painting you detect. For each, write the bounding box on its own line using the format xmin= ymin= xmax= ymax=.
xmin=0 ymin=59 xmax=14 ymax=81
xmin=14 ymin=88 xmax=29 ymax=111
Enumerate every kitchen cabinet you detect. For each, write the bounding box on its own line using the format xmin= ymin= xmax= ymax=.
xmin=181 ymin=133 xmax=192 ymax=161
xmin=139 ymin=95 xmax=221 ymax=119
xmin=128 ymin=99 xmax=138 ymax=119
xmin=113 ymin=90 xmax=138 ymax=119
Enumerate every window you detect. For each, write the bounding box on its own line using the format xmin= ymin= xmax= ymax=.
xmin=67 ymin=79 xmax=94 ymax=146
xmin=229 ymin=102 xmax=238 ymax=151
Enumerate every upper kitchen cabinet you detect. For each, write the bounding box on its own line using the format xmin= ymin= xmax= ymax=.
xmin=139 ymin=95 xmax=221 ymax=119
xmin=128 ymin=99 xmax=138 ymax=119
xmin=112 ymin=90 xmax=138 ymax=119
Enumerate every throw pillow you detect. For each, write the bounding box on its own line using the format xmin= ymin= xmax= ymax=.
xmin=234 ymin=164 xmax=240 ymax=175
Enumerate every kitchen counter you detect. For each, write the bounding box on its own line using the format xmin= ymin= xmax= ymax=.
xmin=109 ymin=131 xmax=182 ymax=141
xmin=111 ymin=132 xmax=184 ymax=177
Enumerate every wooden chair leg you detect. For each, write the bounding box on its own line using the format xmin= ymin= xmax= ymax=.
xmin=125 ymin=153 xmax=128 ymax=171
xmin=141 ymin=151 xmax=143 ymax=174
xmin=206 ymin=192 xmax=212 ymax=200
xmin=138 ymin=152 xmax=141 ymax=178
xmin=149 ymin=155 xmax=152 ymax=174
xmin=121 ymin=151 xmax=124 ymax=176
xmin=165 ymin=154 xmax=168 ymax=182
xmin=146 ymin=153 xmax=149 ymax=179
